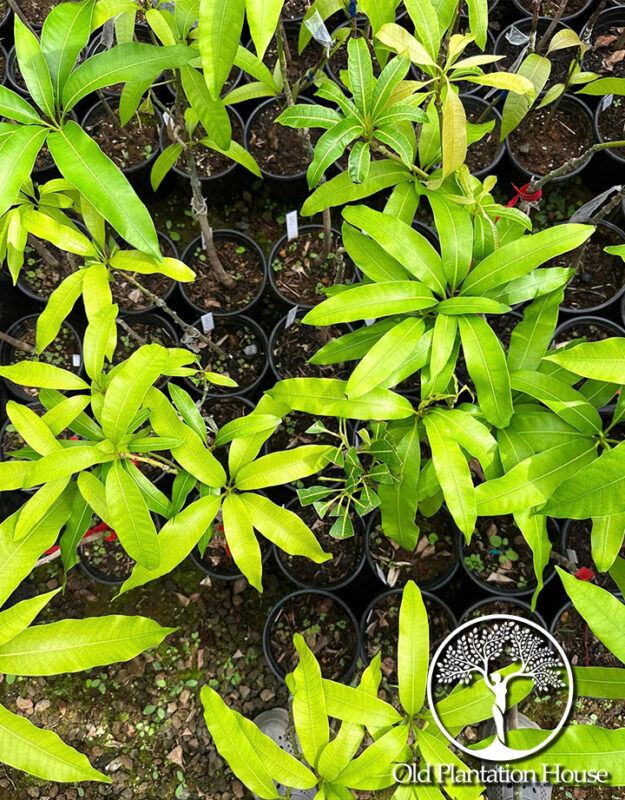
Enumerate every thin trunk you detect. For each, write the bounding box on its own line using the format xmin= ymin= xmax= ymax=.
xmin=117 ymin=317 xmax=146 ymax=347
xmin=537 ymin=0 xmax=571 ymax=55
xmin=96 ymin=90 xmax=124 ymax=133
xmin=27 ymin=234 xmax=60 ymax=269
xmin=6 ymin=0 xmax=36 ymax=36
xmin=0 ymin=330 xmax=35 ymax=353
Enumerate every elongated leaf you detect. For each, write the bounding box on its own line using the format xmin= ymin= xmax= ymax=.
xmin=435 ymin=297 xmax=510 ymax=315
xmin=310 ymin=318 xmax=398 ymax=365
xmin=6 ymin=401 xmax=59 ymax=456
xmin=214 ymin=414 xmax=279 ymax=447
xmin=48 ymin=122 xmax=160 ymax=257
xmin=0 ymin=86 xmax=42 ymax=124
xmin=336 ymin=725 xmax=409 ymax=790
xmin=0 ymin=126 xmax=48 ymax=217
xmin=376 ymin=23 xmax=435 ymax=67
xmin=14 ymin=479 xmax=70 ymax=541
xmin=36 ymin=270 xmax=85 ymax=352
xmin=501 ymin=53 xmax=550 ymax=139
xmin=427 ymin=193 xmax=473 ymax=290
xmin=592 ymin=513 xmax=625 ymax=573
xmin=59 ymin=487 xmax=92 ymax=571
xmin=398 ymin=580 xmax=428 ymax=715
xmin=0 ymin=361 xmax=87 ymax=391
xmin=508 ymin=289 xmax=563 ymax=372
xmin=321 ymin=679 xmax=401 ymax=727
xmin=236 ymin=445 xmax=332 ymax=490
xmin=441 ymin=87 xmax=466 ymax=179
xmin=514 ymin=509 xmax=551 ymax=609
xmin=278 ymin=103 xmax=342 ymax=129
xmin=240 ymin=492 xmax=331 ymax=563
xmin=14 ymin=17 xmax=55 ymax=119
xmin=25 ymin=446 xmax=114 ymax=489
xmin=0 ymin=590 xmax=59 ymax=648
xmin=41 ymin=0 xmax=95 ymax=105
xmin=223 ymin=493 xmax=262 ymax=591
xmin=575 ymin=666 xmax=625 ymax=698
xmin=199 ymin=0 xmax=245 ymax=100
xmin=545 ymin=338 xmax=625 ymax=384
xmin=180 ymin=65 xmax=231 ymax=149
xmin=290 ymin=634 xmax=329 ymax=767
xmin=83 ymin=304 xmax=118 ymax=381
xmin=308 ymin=117 xmax=364 ymax=189
xmin=105 ymin=460 xmax=160 ymax=568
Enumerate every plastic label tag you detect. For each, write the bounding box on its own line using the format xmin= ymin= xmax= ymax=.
xmin=201 ymin=313 xmax=215 ymax=333
xmin=286 ymin=210 xmax=299 ymax=241
xmin=506 ymin=26 xmax=529 ymax=45
xmin=365 ymin=318 xmax=376 ymax=326
xmin=602 ymin=94 xmax=614 ymax=111
xmin=286 ymin=306 xmax=298 ymax=328
xmin=567 ymin=549 xmax=578 ymax=565
xmin=305 ymin=10 xmax=334 ymax=54
xmin=72 ymin=354 xmax=81 ymax=367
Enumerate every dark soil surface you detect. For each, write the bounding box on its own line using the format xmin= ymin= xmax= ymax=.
xmin=516 ymin=0 xmax=588 ymax=16
xmin=277 ymin=505 xmax=365 ymax=588
xmin=184 ymin=237 xmax=264 ymax=314
xmin=268 ymin=592 xmax=358 ymax=679
xmin=259 ymin=34 xmax=324 ymax=86
xmin=461 ymin=598 xmax=540 ymax=624
xmin=553 ymin=605 xmax=623 ymax=667
xmin=194 ymin=319 xmax=266 ymax=394
xmin=363 ymin=593 xmax=454 ymax=689
xmin=563 ymin=519 xmax=623 ymax=593
xmin=465 ymin=105 xmax=502 ymax=173
xmin=113 ymin=321 xmax=176 ymax=364
xmin=547 ymin=224 xmax=625 ymax=310
xmin=176 ymin=112 xmax=244 ymax=179
xmin=3 ymin=320 xmax=81 ymax=399
xmin=597 ymin=99 xmax=625 ymax=159
xmin=84 ymin=107 xmax=159 ymax=171
xmin=193 ymin=524 xmax=269 ymax=579
xmin=19 ymin=243 xmax=80 ymax=299
xmin=271 ymin=319 xmax=351 ymax=379
xmin=201 ymin=398 xmax=253 ymax=442
xmin=16 ymin=0 xmax=73 ymax=27
xmin=331 ymin=35 xmax=382 ymax=80
xmin=247 ymin=102 xmax=321 ymax=176
xmin=281 ymin=0 xmax=312 ymax=18
xmin=111 ymin=272 xmax=174 ymax=313
xmin=80 ymin=530 xmax=136 ymax=583
xmin=553 ymin=319 xmax=623 ymax=347
xmin=368 ymin=508 xmax=458 ymax=589
xmin=271 ymin=229 xmax=354 ymax=306
xmin=268 ymin=410 xmax=341 ymax=453
xmin=585 ymin=22 xmax=625 ymax=79
xmin=497 ymin=26 xmax=572 ymax=89
xmin=463 ymin=515 xmax=549 ymax=594
xmin=507 ymin=105 xmax=594 ymax=176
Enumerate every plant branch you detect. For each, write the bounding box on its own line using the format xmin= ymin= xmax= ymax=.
xmin=27 ymin=234 xmax=61 ymax=269
xmin=117 ymin=317 xmax=146 ymax=347
xmin=0 ymin=330 xmax=35 ymax=353
xmin=536 ymin=0 xmax=570 ymax=55
xmin=7 ymin=0 xmax=37 ymax=36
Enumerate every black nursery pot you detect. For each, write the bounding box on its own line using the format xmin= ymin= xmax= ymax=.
xmin=553 ymin=315 xmax=625 ymax=347
xmin=505 ymin=94 xmax=595 ymax=184
xmin=162 ymin=106 xmax=248 ymax=198
xmin=0 ymin=44 xmax=7 ymax=86
xmin=78 ymin=531 xmax=136 ymax=586
xmin=560 ymin=519 xmax=623 ymax=596
xmin=82 ymin=99 xmax=163 ymax=193
xmin=244 ymin=97 xmax=317 ymax=202
xmin=461 ymin=94 xmax=506 ymax=179
xmin=594 ymin=96 xmax=625 ymax=174
xmin=583 ymin=9 xmax=625 ymax=83
xmin=180 ymin=230 xmax=267 ymax=318
xmin=268 ymin=224 xmax=356 ymax=309
xmin=366 ymin=506 xmax=460 ymax=593
xmin=0 ymin=401 xmax=45 ymax=495
xmin=360 ymin=588 xmax=457 ymax=679
xmin=550 ymin=600 xmax=623 ymax=667
xmin=263 ymin=589 xmax=361 ymax=683
xmin=459 ymin=517 xmax=559 ymax=598
xmin=183 ymin=314 xmax=270 ymax=399
xmin=0 ymin=315 xmax=83 ymax=403
xmin=511 ymin=0 xmax=595 ymax=23
xmin=191 ymin=525 xmax=272 ymax=582
xmin=273 ymin=497 xmax=367 ymax=591
xmin=459 ymin=596 xmax=548 ymax=628
xmin=6 ymin=46 xmax=28 ymax=97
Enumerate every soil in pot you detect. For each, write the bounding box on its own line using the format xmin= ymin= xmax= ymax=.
xmin=272 ymin=319 xmax=351 ymax=380
xmin=553 ymin=318 xmax=622 ymax=347
xmin=271 ymin=229 xmax=354 ymax=306
xmin=3 ymin=319 xmax=81 ymax=399
xmin=368 ymin=508 xmax=458 ymax=589
xmin=268 ymin=592 xmax=358 ymax=680
xmin=194 ymin=522 xmax=269 ymax=578
xmin=462 ymin=598 xmax=539 ymax=623
xmin=281 ymin=0 xmax=312 ymax=18
xmin=113 ymin=320 xmax=176 ymax=364
xmin=183 ymin=237 xmax=264 ymax=314
xmin=247 ymin=101 xmax=321 ymax=177
xmin=564 ymin=519 xmax=624 ymax=593
xmin=515 ymin=0 xmax=588 ymax=17
xmin=269 ymin=411 xmax=340 ymax=453
xmin=194 ymin=318 xmax=266 ymax=395
xmin=507 ymin=103 xmax=594 ymax=176
xmin=84 ymin=106 xmax=160 ymax=171
xmin=175 ymin=111 xmax=244 ymax=178
xmin=277 ymin=505 xmax=365 ymax=587
xmin=364 ymin=593 xmax=454 ymax=685
xmin=19 ymin=241 xmax=80 ymax=299
xmin=202 ymin=397 xmax=253 ymax=438
xmin=331 ymin=34 xmax=382 ymax=79
xmin=552 ymin=605 xmax=622 ymax=667
xmin=79 ymin=527 xmax=136 ymax=583
xmin=584 ymin=20 xmax=625 ymax=79
xmin=1 ymin=403 xmax=74 ymax=461
xmin=111 ymin=271 xmax=174 ymax=313
xmin=15 ymin=0 xmax=78 ymax=27
xmin=497 ymin=24 xmax=572 ymax=89
xmin=597 ymin=97 xmax=625 ymax=159
xmin=465 ymin=105 xmax=502 ymax=174
xmin=463 ymin=515 xmax=551 ymax=594
xmin=546 ymin=223 xmax=625 ymax=311
xmin=258 ymin=33 xmax=324 ymax=87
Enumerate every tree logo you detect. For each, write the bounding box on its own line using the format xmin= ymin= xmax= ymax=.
xmin=427 ymin=615 xmax=573 ymax=761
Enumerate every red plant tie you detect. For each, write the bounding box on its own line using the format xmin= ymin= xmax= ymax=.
xmin=507 ymin=182 xmax=543 ymax=208
xmin=83 ymin=521 xmax=117 ymax=542
xmin=575 ymin=566 xmax=595 ymax=582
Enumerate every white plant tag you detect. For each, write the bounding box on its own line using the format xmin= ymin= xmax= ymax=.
xmin=286 ymin=306 xmax=298 ymax=328
xmin=567 ymin=549 xmax=579 ymax=565
xmin=200 ymin=227 xmax=213 ymax=250
xmin=506 ymin=25 xmax=529 ymax=46
xmin=305 ymin=10 xmax=334 ymax=54
xmin=570 ymin=184 xmax=623 ymax=223
xmin=286 ymin=210 xmax=299 ymax=241
xmin=602 ymin=93 xmax=614 ymax=111
xmin=72 ymin=354 xmax=81 ymax=367
xmin=201 ymin=313 xmax=215 ymax=333
xmin=365 ymin=318 xmax=376 ymax=326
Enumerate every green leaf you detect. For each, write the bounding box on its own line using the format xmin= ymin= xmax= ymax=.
xmin=428 ymin=407 xmax=497 ymax=469
xmin=348 ymin=140 xmax=371 ymax=184
xmin=441 ymin=87 xmax=466 ymax=179
xmin=150 ymin=142 xmax=182 ymax=191
xmin=342 ymin=205 xmax=446 ymax=296
xmin=514 ymin=510 xmax=551 ymax=609
xmin=36 ymin=269 xmax=85 ymax=352
xmin=290 ymin=633 xmax=329 ymax=767
xmin=346 ymin=318 xmax=426 ymax=399
xmin=424 ymin=414 xmax=476 ymax=538
xmin=458 ymin=315 xmax=513 ymax=428
xmin=461 ymin=225 xmax=593 ymax=297
xmin=476 ymin=440 xmax=597 ymax=515
xmin=14 ymin=479 xmax=70 ymax=541
xmin=488 ymin=267 xmax=574 ymax=306
xmin=0 ymin=86 xmax=43 ymax=124
xmin=41 ymin=0 xmax=95 ymax=105
xmin=508 ymin=289 xmax=563 ymax=372
xmin=25 ymin=446 xmax=114 ymax=489
xmin=371 ymin=54 xmax=412 ymax=118
xmin=48 ymin=121 xmax=160 ymax=257
xmin=180 ymin=65 xmax=231 ymax=149
xmin=200 ymin=686 xmax=280 ymax=798
xmin=501 ymin=54 xmax=550 ymax=138
xmin=223 ymin=493 xmax=262 ymax=591
xmin=168 ymin=383 xmax=207 ymax=444
xmin=0 ymin=590 xmax=59 ymax=648
xmin=348 ymin=37 xmax=374 ymax=118
xmin=336 ymin=725 xmax=409 ymax=790
xmin=342 ymin=223 xmax=409 ymax=282
xmin=83 ymin=304 xmax=118 ymax=382
xmin=304 ymin=281 xmax=437 ymax=326
xmin=101 ymin=344 xmax=169 ymax=444
xmin=0 ymin=361 xmax=87 ymax=392
xmin=267 ymin=378 xmax=415 ymax=420
xmin=235 ymin=445 xmax=332 ymax=490
xmin=0 ymin=126 xmax=48 ymax=217
xmin=376 ymin=23 xmax=436 ymax=67
xmin=398 ymin=580 xmax=428 ymax=715
xmin=592 ymin=513 xmax=625 ymax=573
xmin=464 ymin=0 xmax=487 ymax=49
xmin=6 ymin=400 xmax=59 ymax=456
xmin=14 ymin=17 xmax=56 ymax=119
xmin=510 ymin=370 xmax=602 ymax=434
xmin=120 ymin=494 xmax=222 ymax=595
xmin=0 ymin=613 xmax=173 ymax=676
xmin=278 ymin=103 xmax=342 ymax=130
xmin=308 ymin=117 xmax=364 ymax=189
xmin=310 ymin=318 xmax=398 ymax=365
xmin=575 ymin=666 xmax=625 ymax=699
xmin=240 ymin=492 xmax=331 ymax=563
xmin=427 ymin=193 xmax=473 ymax=290
xmin=435 ymin=297 xmax=510 ymax=315
xmin=384 ymin=181 xmax=418 ymax=226
xmin=214 ymin=414 xmax=280 ymax=447
xmin=543 ymin=443 xmax=625 ymax=518
xmin=199 ymin=0 xmax=245 ymax=100
xmin=404 ymin=0 xmax=439 ymax=59
xmin=577 ymin=77 xmax=625 ymax=96
xmin=105 ymin=460 xmax=160 ymax=569
xmin=321 ymin=679 xmax=402 ymax=728
xmin=0 ymin=702 xmax=107 ymax=783
xmin=59 ymin=488 xmax=92 ymax=571
xmin=558 ymin=568 xmax=625 ymax=663
xmin=545 ymin=338 xmax=625 ymax=384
